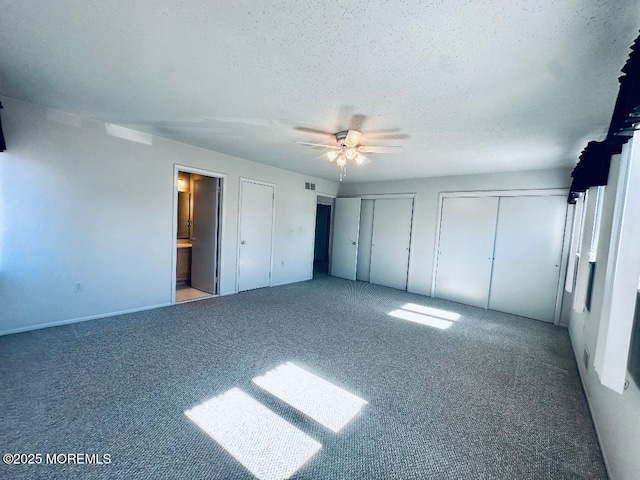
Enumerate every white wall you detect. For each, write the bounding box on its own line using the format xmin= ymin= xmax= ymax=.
xmin=0 ymin=97 xmax=338 ymax=334
xmin=338 ymin=168 xmax=571 ymax=296
xmin=564 ymin=153 xmax=640 ymax=480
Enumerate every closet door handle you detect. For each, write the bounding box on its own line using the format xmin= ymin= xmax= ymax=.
xmin=352 ymin=241 xmax=357 ymax=245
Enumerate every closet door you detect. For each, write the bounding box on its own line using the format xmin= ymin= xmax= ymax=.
xmin=489 ymin=195 xmax=567 ymax=322
xmin=369 ymin=198 xmax=413 ymax=290
xmin=356 ymin=199 xmax=374 ymax=282
xmin=330 ymin=198 xmax=362 ymax=280
xmin=238 ymin=180 xmax=274 ymax=291
xmin=434 ymin=197 xmax=499 ymax=307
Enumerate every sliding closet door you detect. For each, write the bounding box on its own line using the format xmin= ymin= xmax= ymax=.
xmin=369 ymin=198 xmax=413 ymax=290
xmin=489 ymin=195 xmax=567 ymax=322
xmin=330 ymin=198 xmax=362 ymax=280
xmin=434 ymin=197 xmax=499 ymax=307
xmin=356 ymin=199 xmax=374 ymax=282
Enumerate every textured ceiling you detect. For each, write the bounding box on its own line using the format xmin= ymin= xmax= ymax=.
xmin=1 ymin=1 xmax=638 ymax=182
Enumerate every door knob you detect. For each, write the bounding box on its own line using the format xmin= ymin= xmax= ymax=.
xmin=352 ymin=241 xmax=357 ymax=245
xmin=241 ymin=240 xmax=246 ymax=245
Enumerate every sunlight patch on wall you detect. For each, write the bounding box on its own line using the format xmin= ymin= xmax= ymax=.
xmin=105 ymin=123 xmax=152 ymax=145
xmin=253 ymin=362 xmax=367 ymax=433
xmin=388 ymin=303 xmax=461 ymax=329
xmin=184 ymin=388 xmax=321 ymax=480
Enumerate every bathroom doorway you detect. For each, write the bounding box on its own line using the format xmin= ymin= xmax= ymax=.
xmin=173 ymin=167 xmax=224 ymax=303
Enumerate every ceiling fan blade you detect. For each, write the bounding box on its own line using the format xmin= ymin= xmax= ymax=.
xmin=349 ymin=114 xmax=367 ymax=131
xmin=364 ymin=133 xmax=409 ymax=140
xmin=345 ymin=129 xmax=362 ymax=145
xmin=358 ymin=145 xmax=403 ymax=154
xmin=294 ymin=126 xmax=336 ymax=136
xmin=356 ymin=154 xmax=372 ymax=166
xmin=364 ymin=127 xmax=400 ymax=134
xmin=297 ymin=141 xmax=339 ymax=149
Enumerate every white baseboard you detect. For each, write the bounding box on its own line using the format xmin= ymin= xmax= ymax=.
xmin=271 ymin=277 xmax=311 ymax=287
xmin=568 ymin=331 xmax=612 ymax=479
xmin=407 ymin=287 xmax=430 ymax=296
xmin=0 ymin=302 xmax=172 ymax=337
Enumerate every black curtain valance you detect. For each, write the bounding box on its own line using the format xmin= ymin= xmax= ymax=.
xmin=0 ymin=102 xmax=6 ymax=152
xmin=568 ymin=141 xmax=620 ymax=203
xmin=569 ymin=33 xmax=640 ymax=203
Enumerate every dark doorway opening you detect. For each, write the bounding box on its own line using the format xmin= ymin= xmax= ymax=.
xmin=314 ymin=203 xmax=332 ymax=275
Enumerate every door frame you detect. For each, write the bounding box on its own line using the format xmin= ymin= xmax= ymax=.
xmin=432 ymin=188 xmax=570 ymax=324
xmin=236 ymin=177 xmax=276 ymax=293
xmin=311 ymin=192 xmax=337 ymax=279
xmin=171 ymin=164 xmax=227 ymax=304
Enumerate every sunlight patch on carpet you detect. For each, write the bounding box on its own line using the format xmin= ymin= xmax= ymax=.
xmin=185 ymin=387 xmax=321 ymax=480
xmin=253 ymin=362 xmax=367 ymax=433
xmin=388 ymin=303 xmax=461 ymax=329
xmin=400 ymin=303 xmax=461 ymax=321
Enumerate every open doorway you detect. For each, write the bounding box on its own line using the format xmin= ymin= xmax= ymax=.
xmin=174 ymin=168 xmax=224 ymax=303
xmin=314 ymin=195 xmax=334 ymax=276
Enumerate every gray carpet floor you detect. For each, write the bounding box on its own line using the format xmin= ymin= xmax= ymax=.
xmin=0 ymin=275 xmax=606 ymax=479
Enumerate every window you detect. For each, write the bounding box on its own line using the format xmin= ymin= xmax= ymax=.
xmin=627 ymin=289 xmax=640 ymax=387
xmin=565 ymin=193 xmax=585 ymax=293
xmin=572 ymin=187 xmax=604 ymax=312
xmin=593 ymin=137 xmax=640 ymax=393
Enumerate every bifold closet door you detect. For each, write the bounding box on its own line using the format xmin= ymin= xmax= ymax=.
xmin=489 ymin=195 xmax=567 ymax=322
xmin=369 ymin=198 xmax=413 ymax=290
xmin=434 ymin=197 xmax=499 ymax=307
xmin=330 ymin=198 xmax=362 ymax=281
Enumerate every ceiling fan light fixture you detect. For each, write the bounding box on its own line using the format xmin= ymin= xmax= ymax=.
xmin=345 ymin=148 xmax=357 ymax=160
xmin=295 ymin=119 xmax=405 ymax=180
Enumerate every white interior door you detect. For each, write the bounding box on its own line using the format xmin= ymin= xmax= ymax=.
xmin=434 ymin=197 xmax=499 ymax=307
xmin=356 ymin=199 xmax=374 ymax=282
xmin=330 ymin=198 xmax=361 ymax=280
xmin=238 ymin=180 xmax=274 ymax=292
xmin=489 ymin=195 xmax=567 ymax=322
xmin=369 ymin=198 xmax=414 ymax=290
xmin=191 ymin=177 xmax=219 ymax=294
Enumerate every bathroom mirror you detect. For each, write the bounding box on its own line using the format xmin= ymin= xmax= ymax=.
xmin=177 ymin=192 xmax=190 ymax=239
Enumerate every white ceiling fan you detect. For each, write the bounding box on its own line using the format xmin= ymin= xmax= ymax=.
xmin=296 ymin=124 xmax=404 ymax=181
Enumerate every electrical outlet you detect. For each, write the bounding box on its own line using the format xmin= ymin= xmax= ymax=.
xmin=74 ymin=282 xmax=82 ymax=292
